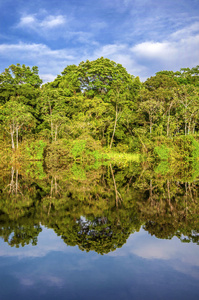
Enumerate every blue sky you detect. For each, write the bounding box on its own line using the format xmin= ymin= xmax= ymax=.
xmin=0 ymin=0 xmax=199 ymax=82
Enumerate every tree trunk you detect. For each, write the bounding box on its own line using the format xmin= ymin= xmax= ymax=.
xmin=110 ymin=104 xmax=118 ymax=149
xmin=51 ymin=121 xmax=54 ymax=142
xmin=55 ymin=125 xmax=58 ymax=142
xmin=10 ymin=125 xmax=15 ymax=150
xmin=149 ymin=117 xmax=152 ymax=135
xmin=185 ymin=107 xmax=187 ymax=136
xmin=110 ymin=164 xmax=122 ymax=207
xmin=10 ymin=167 xmax=15 ymax=194
xmin=167 ymin=105 xmax=172 ymax=136
xmin=16 ymin=126 xmax=19 ymax=149
xmin=193 ymin=123 xmax=195 ymax=134
xmin=188 ymin=121 xmax=191 ymax=135
xmin=16 ymin=169 xmax=18 ymax=195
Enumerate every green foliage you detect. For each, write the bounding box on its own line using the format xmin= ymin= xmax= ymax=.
xmin=190 ymin=136 xmax=199 ymax=159
xmin=154 ymin=161 xmax=169 ymax=175
xmin=154 ymin=145 xmax=170 ymax=160
xmin=71 ymin=139 xmax=86 ymax=158
xmin=0 ymin=63 xmax=42 ymax=105
xmin=25 ymin=140 xmax=47 ymax=160
xmin=1 ymin=61 xmax=199 ymax=161
xmin=25 ymin=161 xmax=46 ymax=180
xmin=72 ymin=164 xmax=87 ymax=180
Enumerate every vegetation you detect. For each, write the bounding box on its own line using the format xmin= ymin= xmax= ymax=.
xmin=1 ymin=59 xmax=199 ymax=162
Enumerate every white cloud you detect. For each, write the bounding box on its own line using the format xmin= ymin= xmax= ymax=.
xmin=15 ymin=13 xmax=95 ymax=44
xmin=94 ymin=44 xmax=126 ymax=57
xmin=90 ymin=21 xmax=107 ymax=30
xmin=19 ymin=15 xmax=36 ymax=27
xmin=17 ymin=13 xmax=66 ymax=30
xmin=40 ymin=15 xmax=66 ymax=28
xmin=40 ymin=73 xmax=58 ymax=83
xmin=0 ymin=42 xmax=75 ymax=60
xmin=171 ymin=21 xmax=199 ymax=39
xmin=91 ymin=43 xmax=151 ymax=80
xmin=1 ymin=20 xmax=199 ymax=83
xmin=0 ymin=42 xmax=77 ymax=82
xmin=131 ymin=41 xmax=177 ymax=60
xmin=130 ymin=22 xmax=199 ymax=74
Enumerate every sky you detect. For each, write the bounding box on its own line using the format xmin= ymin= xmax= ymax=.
xmin=0 ymin=0 xmax=199 ymax=82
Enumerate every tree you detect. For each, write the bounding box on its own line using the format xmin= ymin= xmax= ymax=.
xmin=0 ymin=63 xmax=42 ymax=105
xmin=139 ymin=88 xmax=164 ymax=134
xmin=81 ymin=58 xmax=138 ymax=147
xmin=176 ymin=85 xmax=199 ymax=135
xmin=139 ymin=74 xmax=180 ymax=136
xmin=39 ymin=86 xmax=69 ymax=141
xmin=0 ymin=97 xmax=35 ymax=149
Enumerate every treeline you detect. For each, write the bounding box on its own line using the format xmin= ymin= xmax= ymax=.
xmin=0 ymin=58 xmax=199 ymax=155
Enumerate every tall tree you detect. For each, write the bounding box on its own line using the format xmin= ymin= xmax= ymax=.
xmin=0 ymin=64 xmax=42 ymax=105
xmin=0 ymin=97 xmax=35 ymax=149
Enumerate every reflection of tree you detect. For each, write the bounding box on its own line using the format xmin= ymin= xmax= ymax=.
xmin=1 ymin=163 xmax=199 ymax=251
xmin=0 ymin=167 xmax=42 ymax=247
xmin=4 ymin=167 xmax=21 ymax=196
xmin=134 ymin=173 xmax=199 ymax=244
xmin=39 ymin=164 xmax=141 ymax=254
xmin=45 ymin=209 xmax=141 ymax=254
xmin=0 ymin=219 xmax=42 ymax=248
xmin=110 ymin=164 xmax=123 ymax=207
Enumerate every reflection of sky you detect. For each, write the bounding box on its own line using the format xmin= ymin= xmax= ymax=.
xmin=0 ymin=227 xmax=199 ymax=300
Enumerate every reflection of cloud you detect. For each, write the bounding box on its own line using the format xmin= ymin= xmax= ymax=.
xmin=40 ymin=275 xmax=64 ymax=287
xmin=132 ymin=241 xmax=178 ymax=260
xmin=17 ymin=274 xmax=64 ymax=288
xmin=20 ymin=278 xmax=35 ymax=286
xmin=0 ymin=227 xmax=78 ymax=258
xmin=109 ymin=229 xmax=199 ymax=280
xmin=172 ymin=263 xmax=199 ymax=280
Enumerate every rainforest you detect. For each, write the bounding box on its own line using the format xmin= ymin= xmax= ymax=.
xmin=1 ymin=57 xmax=199 ymax=167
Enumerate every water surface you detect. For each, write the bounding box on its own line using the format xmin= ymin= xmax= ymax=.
xmin=0 ymin=162 xmax=199 ymax=299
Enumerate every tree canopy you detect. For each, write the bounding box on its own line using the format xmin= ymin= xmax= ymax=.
xmin=0 ymin=59 xmax=199 ymax=152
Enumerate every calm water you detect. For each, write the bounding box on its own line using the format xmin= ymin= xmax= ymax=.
xmin=0 ymin=162 xmax=199 ymax=300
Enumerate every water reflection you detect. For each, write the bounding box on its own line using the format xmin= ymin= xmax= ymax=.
xmin=0 ymin=162 xmax=199 ymax=253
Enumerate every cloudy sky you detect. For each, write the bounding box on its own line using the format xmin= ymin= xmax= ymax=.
xmin=0 ymin=0 xmax=199 ymax=82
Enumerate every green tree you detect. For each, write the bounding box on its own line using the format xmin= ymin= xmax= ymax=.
xmin=0 ymin=98 xmax=35 ymax=149
xmin=175 ymin=85 xmax=199 ymax=135
xmin=39 ymin=86 xmax=69 ymax=141
xmin=0 ymin=64 xmax=42 ymax=105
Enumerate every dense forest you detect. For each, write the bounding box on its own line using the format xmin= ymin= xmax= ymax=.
xmin=0 ymin=57 xmax=199 ymax=163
